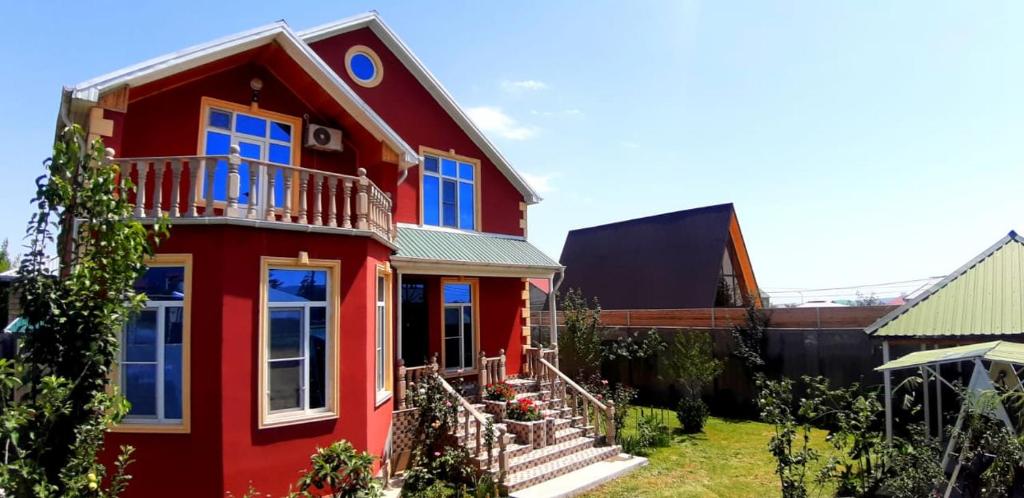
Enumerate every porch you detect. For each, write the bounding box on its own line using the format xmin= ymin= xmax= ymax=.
xmin=111 ymin=146 xmax=395 ymax=243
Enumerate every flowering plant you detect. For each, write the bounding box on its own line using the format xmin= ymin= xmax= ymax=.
xmin=506 ymin=398 xmax=542 ymax=422
xmin=483 ymin=381 xmax=516 ymax=401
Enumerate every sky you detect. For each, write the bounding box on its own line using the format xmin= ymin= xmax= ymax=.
xmin=2 ymin=1 xmax=1024 ymax=304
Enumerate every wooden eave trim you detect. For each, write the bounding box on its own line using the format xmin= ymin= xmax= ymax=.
xmin=728 ymin=211 xmax=762 ymax=308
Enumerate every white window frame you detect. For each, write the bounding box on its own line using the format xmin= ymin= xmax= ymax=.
xmin=259 ymin=257 xmax=340 ymax=429
xmin=441 ymin=279 xmax=477 ymax=372
xmin=420 ymin=148 xmax=479 ymax=231
xmin=375 ymin=265 xmax=393 ymax=405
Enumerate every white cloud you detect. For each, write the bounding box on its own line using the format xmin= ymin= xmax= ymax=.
xmin=520 ymin=171 xmax=559 ymax=195
xmin=530 ymin=108 xmax=584 ymax=117
xmin=501 ymin=79 xmax=548 ymax=93
xmin=465 ymin=106 xmax=539 ymax=140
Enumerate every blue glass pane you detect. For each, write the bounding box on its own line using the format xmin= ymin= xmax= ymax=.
xmin=444 ymin=283 xmax=471 ymax=304
xmin=269 ymin=308 xmax=302 ymax=359
xmin=424 ymin=156 xmax=439 ymax=173
xmin=349 ymin=52 xmax=376 ymax=81
xmin=235 ymin=114 xmax=267 ymax=138
xmin=209 ymin=110 xmax=231 ymax=130
xmin=125 ymin=364 xmax=157 ymax=416
xmin=463 ymin=306 xmax=474 ymax=368
xmin=442 ymin=180 xmax=457 ymax=228
xmin=124 ymin=309 xmax=157 ymax=362
xmin=270 ymin=121 xmax=292 ymax=142
xmin=269 ymin=360 xmax=301 ymax=411
xmin=269 ymin=143 xmax=291 ymax=165
xmin=134 ymin=267 xmax=185 ymax=300
xmin=441 ymin=158 xmax=457 ymax=177
xmin=423 ymin=175 xmax=440 ymax=226
xmin=458 ymin=162 xmax=474 ymax=181
xmin=164 ymin=343 xmax=182 ymax=419
xmin=164 ymin=306 xmax=183 ymax=419
xmin=238 ymin=142 xmax=261 ymax=205
xmin=204 ymin=132 xmax=231 ymax=201
xmin=309 ymin=307 xmax=326 ymax=409
xmin=459 ymin=182 xmax=475 ymax=230
xmin=268 ymin=269 xmax=328 ymax=302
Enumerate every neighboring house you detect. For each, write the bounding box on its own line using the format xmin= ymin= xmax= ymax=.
xmin=558 ymin=203 xmax=762 ymax=309
xmin=57 ymin=13 xmax=627 ymax=496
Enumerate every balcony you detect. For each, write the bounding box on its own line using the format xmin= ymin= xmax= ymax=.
xmin=111 ymin=145 xmax=395 ymax=242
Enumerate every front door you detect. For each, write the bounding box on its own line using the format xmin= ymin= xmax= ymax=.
xmin=401 ymin=280 xmax=429 ymax=367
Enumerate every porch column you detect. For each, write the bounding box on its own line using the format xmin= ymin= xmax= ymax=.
xmin=883 ymin=340 xmax=893 ymax=444
xmin=397 ymin=271 xmax=403 ymax=361
xmin=549 ymin=275 xmax=557 ymax=348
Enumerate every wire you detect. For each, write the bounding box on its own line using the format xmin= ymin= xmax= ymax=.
xmin=763 ymin=276 xmax=945 ymax=294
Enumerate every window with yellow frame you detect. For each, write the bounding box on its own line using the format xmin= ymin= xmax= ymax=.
xmin=114 ymin=253 xmax=192 ymax=434
xmin=375 ymin=264 xmax=393 ymax=404
xmin=258 ymin=256 xmax=340 ymax=428
xmin=420 ymin=147 xmax=481 ymax=231
xmin=197 ymin=97 xmax=302 ymax=210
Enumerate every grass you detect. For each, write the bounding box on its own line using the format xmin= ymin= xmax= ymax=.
xmin=582 ymin=407 xmax=835 ymax=498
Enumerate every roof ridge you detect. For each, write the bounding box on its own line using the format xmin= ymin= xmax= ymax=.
xmin=567 ymin=203 xmax=735 ymax=234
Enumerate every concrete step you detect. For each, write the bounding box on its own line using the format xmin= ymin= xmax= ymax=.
xmin=504 ymin=446 xmax=622 ymax=492
xmin=506 ymin=436 xmax=597 ymax=474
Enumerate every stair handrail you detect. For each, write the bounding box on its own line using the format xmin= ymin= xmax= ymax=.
xmin=536 ymin=357 xmax=617 ymax=445
xmin=436 ymin=374 xmax=509 ymax=477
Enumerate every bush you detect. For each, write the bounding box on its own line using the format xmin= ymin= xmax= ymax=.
xmin=291 ymin=440 xmax=381 ymax=498
xmin=483 ymin=381 xmax=515 ymax=402
xmin=623 ymin=408 xmax=671 ymax=456
xmin=675 ymin=394 xmax=710 ymax=434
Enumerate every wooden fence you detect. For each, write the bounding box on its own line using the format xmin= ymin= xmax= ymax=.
xmin=533 ymin=305 xmax=897 ymax=330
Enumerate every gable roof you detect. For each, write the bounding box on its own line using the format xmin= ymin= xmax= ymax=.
xmin=299 ymin=12 xmax=541 ymax=204
xmin=867 ymin=231 xmax=1024 ymax=337
xmin=557 ymin=203 xmax=760 ymax=309
xmin=69 ymin=20 xmax=419 ymax=168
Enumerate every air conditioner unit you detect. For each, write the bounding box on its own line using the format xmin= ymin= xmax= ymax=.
xmin=305 ymin=124 xmax=344 ymax=152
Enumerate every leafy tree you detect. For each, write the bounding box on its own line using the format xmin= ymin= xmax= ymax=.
xmin=0 ymin=239 xmax=14 ymax=274
xmin=662 ymin=331 xmax=723 ymax=433
xmin=558 ymin=288 xmax=604 ymax=379
xmin=0 ymin=125 xmax=167 ymax=496
xmin=731 ymin=304 xmax=769 ymax=371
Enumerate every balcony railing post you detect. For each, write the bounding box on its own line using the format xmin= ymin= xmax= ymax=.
xmin=397 ymin=358 xmax=407 ymax=409
xmin=298 ymin=171 xmax=309 ymax=224
xmin=226 ymin=145 xmax=242 ymax=217
xmin=264 ymin=164 xmax=277 ymax=221
xmin=356 ymin=168 xmax=369 ymax=230
xmin=312 ymin=174 xmax=323 ymax=226
xmin=134 ymin=162 xmax=148 ymax=218
xmin=478 ymin=351 xmax=488 ymax=391
xmin=203 ymin=158 xmax=216 ymax=217
xmin=385 ymin=192 xmax=394 ymax=239
xmin=327 ymin=176 xmax=338 ymax=228
xmin=169 ymin=159 xmax=182 ymax=217
xmin=281 ymin=170 xmax=293 ymax=222
xmin=245 ymin=164 xmax=259 ymax=220
xmin=606 ymin=401 xmax=616 ymax=445
xmin=149 ymin=160 xmax=165 ymax=218
xmin=342 ymin=179 xmax=353 ymax=229
xmin=498 ymin=349 xmax=507 ymax=382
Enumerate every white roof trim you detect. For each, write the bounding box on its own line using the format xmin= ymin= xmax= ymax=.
xmin=72 ymin=21 xmax=419 ymax=168
xmin=300 ymin=12 xmax=542 ymax=204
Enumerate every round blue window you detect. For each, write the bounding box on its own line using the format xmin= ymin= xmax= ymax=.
xmin=349 ymin=52 xmax=376 ymax=81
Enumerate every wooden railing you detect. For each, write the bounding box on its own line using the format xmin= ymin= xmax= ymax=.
xmin=396 ymin=357 xmax=436 ymax=409
xmin=477 ymin=349 xmax=506 ymax=389
xmin=522 ymin=346 xmax=557 ymax=379
xmin=437 ymin=375 xmax=509 ymax=475
xmin=110 ymin=146 xmax=395 ymax=241
xmin=526 ymin=347 xmax=616 ymax=445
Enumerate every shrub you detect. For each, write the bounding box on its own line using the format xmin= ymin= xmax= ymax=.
xmin=291 ymin=440 xmax=381 ymax=498
xmin=506 ymin=398 xmax=542 ymax=422
xmin=483 ymin=381 xmax=515 ymax=402
xmin=582 ymin=375 xmax=636 ymax=436
xmin=675 ymin=394 xmax=710 ymax=434
xmin=559 ymin=289 xmax=604 ymax=379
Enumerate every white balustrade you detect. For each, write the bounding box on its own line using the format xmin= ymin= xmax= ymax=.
xmin=110 ymin=151 xmax=395 ymax=241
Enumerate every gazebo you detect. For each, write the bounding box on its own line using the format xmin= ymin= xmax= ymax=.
xmin=876 ymin=341 xmax=1024 ymax=497
xmin=866 ymin=231 xmax=1024 ymax=442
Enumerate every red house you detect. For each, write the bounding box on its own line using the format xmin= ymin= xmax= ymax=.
xmin=58 ymin=13 xmax=629 ymax=496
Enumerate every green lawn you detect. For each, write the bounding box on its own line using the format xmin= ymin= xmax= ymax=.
xmin=583 ymin=407 xmax=835 ymax=498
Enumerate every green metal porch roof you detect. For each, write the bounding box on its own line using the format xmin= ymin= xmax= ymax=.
xmin=868 ymin=232 xmax=1024 ymax=338
xmin=876 ymin=341 xmax=1024 ymax=370
xmin=393 ymin=225 xmax=561 ymax=271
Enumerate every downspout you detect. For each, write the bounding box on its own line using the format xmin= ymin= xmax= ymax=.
xmin=549 ymin=267 xmax=565 ymax=368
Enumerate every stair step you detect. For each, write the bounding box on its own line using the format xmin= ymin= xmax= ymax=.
xmin=553 ymin=427 xmax=591 ymax=444
xmin=504 ymin=446 xmax=621 ymax=492
xmin=506 ymin=436 xmax=597 ymax=474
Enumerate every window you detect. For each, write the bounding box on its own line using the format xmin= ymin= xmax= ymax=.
xmin=345 ymin=45 xmax=383 ymax=88
xmin=375 ymin=266 xmax=392 ymax=403
xmin=117 ymin=254 xmax=191 ymax=433
xmin=714 ymin=247 xmax=744 ymax=307
xmin=422 ymin=150 xmax=477 ymax=230
xmin=441 ymin=280 xmax=476 ymax=371
xmin=260 ymin=257 xmax=339 ymax=428
xmin=199 ymin=97 xmax=301 ymax=210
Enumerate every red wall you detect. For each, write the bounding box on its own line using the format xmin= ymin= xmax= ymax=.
xmin=309 ymin=30 xmax=526 ymax=236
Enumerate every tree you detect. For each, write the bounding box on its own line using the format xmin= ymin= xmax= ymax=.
xmin=0 ymin=239 xmax=14 ymax=274
xmin=0 ymin=125 xmax=168 ymax=496
xmin=558 ymin=288 xmax=604 ymax=379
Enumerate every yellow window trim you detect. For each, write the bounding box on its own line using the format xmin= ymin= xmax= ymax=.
xmin=195 ymin=97 xmax=304 ymax=212
xmin=375 ymin=264 xmax=394 ymax=406
xmin=258 ymin=256 xmax=341 ymax=429
xmin=345 ymin=45 xmax=384 ymax=88
xmin=438 ymin=277 xmax=480 ymax=374
xmin=418 ymin=146 xmax=483 ymax=232
xmin=111 ymin=253 xmax=193 ymax=434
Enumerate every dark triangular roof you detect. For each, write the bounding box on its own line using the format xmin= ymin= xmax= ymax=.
xmin=558 ymin=203 xmax=757 ymax=309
